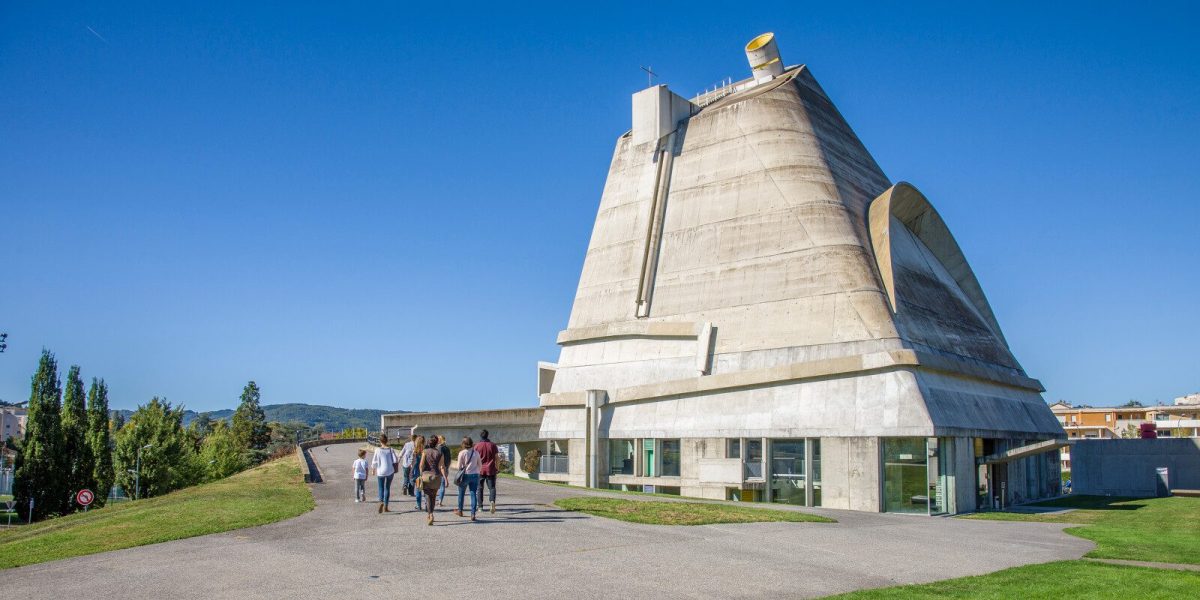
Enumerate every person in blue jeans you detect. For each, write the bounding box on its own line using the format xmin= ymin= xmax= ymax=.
xmin=370 ymin=434 xmax=398 ymax=513
xmin=454 ymin=436 xmax=481 ymax=521
xmin=436 ymin=435 xmax=451 ymax=507
xmin=413 ymin=435 xmax=427 ymax=510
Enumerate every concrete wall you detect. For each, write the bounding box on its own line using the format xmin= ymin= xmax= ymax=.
xmin=819 ymin=437 xmax=881 ymax=511
xmin=382 ymin=408 xmax=543 ymax=447
xmin=1071 ymin=438 xmax=1200 ymax=496
xmin=951 ymin=436 xmax=977 ymax=513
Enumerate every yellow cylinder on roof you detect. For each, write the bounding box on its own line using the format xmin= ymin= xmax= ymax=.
xmin=745 ymin=32 xmax=784 ymax=79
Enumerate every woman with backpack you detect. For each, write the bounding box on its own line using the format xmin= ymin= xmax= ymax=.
xmin=454 ymin=436 xmax=481 ymax=521
xmin=417 ymin=436 xmax=445 ymax=525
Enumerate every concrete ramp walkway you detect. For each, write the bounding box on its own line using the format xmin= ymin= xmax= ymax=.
xmin=2 ymin=442 xmax=1093 ymax=599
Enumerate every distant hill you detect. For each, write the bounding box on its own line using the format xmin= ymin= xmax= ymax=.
xmin=112 ymin=403 xmax=405 ymax=432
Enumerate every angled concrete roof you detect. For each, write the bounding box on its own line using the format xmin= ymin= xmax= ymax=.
xmin=541 ymin=64 xmax=1062 ymax=439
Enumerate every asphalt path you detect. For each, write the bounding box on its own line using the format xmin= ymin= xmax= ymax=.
xmin=3 ymin=442 xmax=1092 ymax=599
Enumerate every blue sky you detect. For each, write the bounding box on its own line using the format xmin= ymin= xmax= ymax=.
xmin=2 ymin=1 xmax=1197 ymax=412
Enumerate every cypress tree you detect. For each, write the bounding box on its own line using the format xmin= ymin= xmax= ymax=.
xmin=13 ymin=350 xmax=67 ymax=520
xmin=60 ymin=365 xmax=94 ymax=511
xmin=87 ymin=378 xmax=115 ymax=507
xmin=231 ymin=381 xmax=269 ymax=459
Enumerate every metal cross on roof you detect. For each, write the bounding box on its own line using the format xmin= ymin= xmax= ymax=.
xmin=640 ymin=65 xmax=658 ymax=88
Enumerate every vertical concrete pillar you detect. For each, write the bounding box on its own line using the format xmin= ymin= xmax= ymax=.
xmin=804 ymin=438 xmax=815 ymax=507
xmin=763 ymin=438 xmax=773 ymax=503
xmin=584 ymin=390 xmax=608 ymax=489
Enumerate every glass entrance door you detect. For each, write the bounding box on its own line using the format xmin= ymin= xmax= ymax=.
xmin=769 ymin=439 xmax=806 ymax=505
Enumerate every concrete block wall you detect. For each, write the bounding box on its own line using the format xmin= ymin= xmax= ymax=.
xmin=1071 ymin=438 xmax=1200 ymax=497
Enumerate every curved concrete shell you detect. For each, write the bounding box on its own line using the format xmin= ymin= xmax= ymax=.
xmin=537 ymin=60 xmax=1063 ymax=512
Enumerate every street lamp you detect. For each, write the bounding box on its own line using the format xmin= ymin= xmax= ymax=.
xmin=133 ymin=444 xmax=152 ymax=500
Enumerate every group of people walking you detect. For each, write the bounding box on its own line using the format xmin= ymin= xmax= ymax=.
xmin=352 ymin=430 xmax=499 ymax=525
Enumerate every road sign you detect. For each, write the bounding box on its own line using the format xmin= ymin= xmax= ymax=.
xmin=76 ymin=489 xmax=94 ymax=507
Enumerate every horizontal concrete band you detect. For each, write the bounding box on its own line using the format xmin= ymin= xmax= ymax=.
xmin=540 ymin=349 xmax=1043 ymax=408
xmin=382 ymin=407 xmax=544 ymax=428
xmin=556 ymin=321 xmax=703 ymax=345
xmin=979 ymin=438 xmax=1068 ymax=465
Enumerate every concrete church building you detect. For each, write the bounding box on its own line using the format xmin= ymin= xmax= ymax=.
xmin=532 ymin=33 xmax=1065 ymax=514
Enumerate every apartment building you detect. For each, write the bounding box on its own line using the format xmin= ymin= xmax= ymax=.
xmin=1050 ymin=398 xmax=1200 ymax=472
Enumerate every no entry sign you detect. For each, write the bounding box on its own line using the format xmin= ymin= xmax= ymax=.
xmin=76 ymin=489 xmax=94 ymax=507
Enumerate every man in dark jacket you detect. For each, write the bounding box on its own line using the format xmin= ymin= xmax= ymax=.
xmin=474 ymin=429 xmax=499 ymax=514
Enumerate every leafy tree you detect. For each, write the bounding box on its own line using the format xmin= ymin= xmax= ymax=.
xmin=199 ymin=420 xmax=247 ymax=480
xmin=87 ymin=378 xmax=115 ymax=507
xmin=231 ymin=381 xmax=269 ymax=459
xmin=336 ymin=427 xmax=368 ymax=439
xmin=13 ymin=350 xmax=68 ymax=520
xmin=1119 ymin=400 xmax=1144 ymax=408
xmin=190 ymin=413 xmax=213 ymax=440
xmin=111 ymin=410 xmax=125 ymax=432
xmin=60 ymin=365 xmax=95 ymax=511
xmin=113 ymin=397 xmax=201 ymax=499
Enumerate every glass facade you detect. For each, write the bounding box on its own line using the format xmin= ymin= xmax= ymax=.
xmin=882 ymin=437 xmax=929 ymax=514
xmin=770 ymin=439 xmax=806 ymax=505
xmin=882 ymin=437 xmax=954 ymax=515
xmin=643 ymin=439 xmax=655 ymax=477
xmin=727 ymin=439 xmax=740 ymax=459
xmin=609 ymin=439 xmax=634 ymax=475
xmin=661 ymin=439 xmax=681 ymax=477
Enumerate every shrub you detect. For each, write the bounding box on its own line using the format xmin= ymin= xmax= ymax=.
xmin=522 ymin=448 xmax=542 ymax=475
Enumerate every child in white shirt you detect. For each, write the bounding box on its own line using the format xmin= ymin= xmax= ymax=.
xmin=352 ymin=449 xmax=368 ymax=502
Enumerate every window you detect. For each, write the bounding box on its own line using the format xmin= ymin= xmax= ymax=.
xmin=661 ymin=439 xmax=681 ymax=477
xmin=882 ymin=437 xmax=929 ymax=514
xmin=745 ymin=439 xmax=764 ymax=478
xmin=609 ymin=439 xmax=634 ymax=475
xmin=727 ymin=439 xmax=741 ymax=459
xmin=1105 ymin=414 xmax=1112 ymax=422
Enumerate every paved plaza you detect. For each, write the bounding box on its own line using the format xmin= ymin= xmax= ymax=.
xmin=3 ymin=443 xmax=1093 ymax=599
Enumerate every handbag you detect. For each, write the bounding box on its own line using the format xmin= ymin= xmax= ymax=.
xmin=418 ymin=451 xmax=442 ymax=487
xmin=454 ymin=449 xmax=474 ymax=487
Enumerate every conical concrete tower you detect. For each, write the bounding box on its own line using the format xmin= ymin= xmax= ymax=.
xmin=536 ymin=34 xmax=1064 ymax=513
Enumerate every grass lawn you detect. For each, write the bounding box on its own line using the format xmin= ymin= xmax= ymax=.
xmin=502 ymin=472 xmax=740 ymax=501
xmin=826 ymin=560 xmax=1200 ymax=599
xmin=961 ymin=495 xmax=1200 ymax=564
xmin=0 ymin=457 xmax=314 ymax=569
xmin=553 ymin=497 xmax=835 ymax=525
